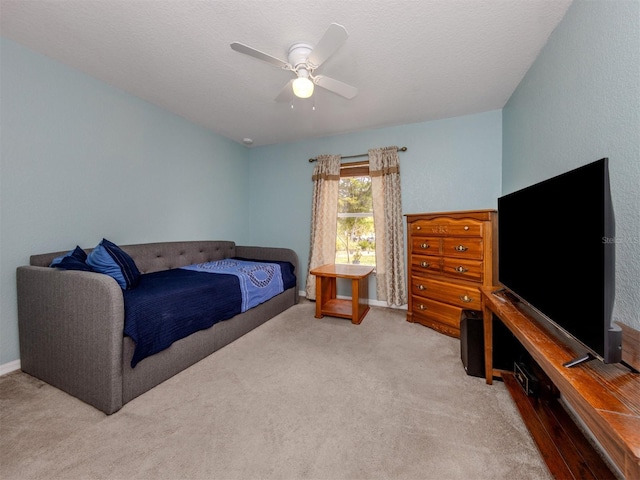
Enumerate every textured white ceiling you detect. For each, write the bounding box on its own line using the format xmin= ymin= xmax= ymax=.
xmin=0 ymin=0 xmax=573 ymax=147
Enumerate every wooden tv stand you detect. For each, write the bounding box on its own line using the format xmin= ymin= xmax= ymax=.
xmin=481 ymin=286 xmax=640 ymax=479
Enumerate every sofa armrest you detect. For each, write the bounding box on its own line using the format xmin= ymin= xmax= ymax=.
xmin=17 ymin=266 xmax=125 ymax=414
xmin=235 ymin=246 xmax=300 ymax=303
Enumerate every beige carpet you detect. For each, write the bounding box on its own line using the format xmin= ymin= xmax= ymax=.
xmin=0 ymin=302 xmax=551 ymax=480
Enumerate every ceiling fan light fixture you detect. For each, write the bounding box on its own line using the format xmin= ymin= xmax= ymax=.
xmin=231 ymin=23 xmax=357 ymax=101
xmin=292 ymin=76 xmax=314 ymax=98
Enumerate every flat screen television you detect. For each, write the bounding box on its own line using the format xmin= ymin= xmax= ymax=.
xmin=497 ymin=158 xmax=622 ymax=366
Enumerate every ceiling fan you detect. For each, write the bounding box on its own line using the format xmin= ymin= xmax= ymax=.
xmin=230 ymin=23 xmax=358 ymax=101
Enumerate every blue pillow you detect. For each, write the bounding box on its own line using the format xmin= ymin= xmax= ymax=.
xmin=50 ymin=246 xmax=92 ymax=272
xmin=86 ymin=238 xmax=141 ymax=289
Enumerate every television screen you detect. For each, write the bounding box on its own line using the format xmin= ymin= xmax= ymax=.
xmin=498 ymin=158 xmax=621 ymax=364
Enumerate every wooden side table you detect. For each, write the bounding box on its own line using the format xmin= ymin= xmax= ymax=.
xmin=310 ymin=264 xmax=374 ymax=325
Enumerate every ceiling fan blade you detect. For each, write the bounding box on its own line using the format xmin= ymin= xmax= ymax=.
xmin=230 ymin=42 xmax=289 ymax=69
xmin=307 ymin=23 xmax=348 ymax=67
xmin=275 ymin=80 xmax=295 ymax=102
xmin=314 ymin=75 xmax=358 ymax=99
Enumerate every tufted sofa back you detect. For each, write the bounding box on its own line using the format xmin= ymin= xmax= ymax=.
xmin=30 ymin=241 xmax=237 ymax=273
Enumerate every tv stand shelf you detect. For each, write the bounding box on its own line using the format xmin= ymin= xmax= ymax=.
xmin=501 ymin=371 xmax=615 ymax=479
xmin=481 ymin=286 xmax=640 ymax=480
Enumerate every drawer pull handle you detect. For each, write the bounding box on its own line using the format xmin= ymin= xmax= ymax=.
xmin=420 ymin=261 xmax=430 ymax=268
xmin=418 ymin=284 xmax=426 ymax=291
xmin=418 ymin=304 xmax=427 ymax=310
xmin=416 ymin=226 xmax=422 ymax=230
xmin=454 ymin=244 xmax=468 ymax=252
xmin=420 ymin=243 xmax=430 ymax=249
xmin=459 ymin=295 xmax=473 ymax=303
xmin=464 ymin=226 xmax=470 ymax=231
xmin=455 ymin=265 xmax=468 ymax=273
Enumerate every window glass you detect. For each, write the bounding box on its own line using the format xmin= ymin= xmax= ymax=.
xmin=335 ymin=176 xmax=375 ymax=266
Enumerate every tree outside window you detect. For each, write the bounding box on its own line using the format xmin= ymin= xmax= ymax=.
xmin=335 ymin=176 xmax=375 ymax=266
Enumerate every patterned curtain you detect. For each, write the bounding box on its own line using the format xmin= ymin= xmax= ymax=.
xmin=305 ymin=154 xmax=341 ymax=300
xmin=369 ymin=146 xmax=407 ymax=306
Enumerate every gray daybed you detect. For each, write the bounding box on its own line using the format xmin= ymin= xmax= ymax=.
xmin=16 ymin=241 xmax=299 ymax=414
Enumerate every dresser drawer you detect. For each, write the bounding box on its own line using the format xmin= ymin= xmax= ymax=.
xmin=410 ymin=218 xmax=484 ymax=237
xmin=442 ymin=257 xmax=483 ymax=283
xmin=411 ymin=296 xmax=463 ymax=330
xmin=411 ymin=237 xmax=440 ymax=254
xmin=442 ymin=237 xmax=483 ymax=260
xmin=410 ymin=254 xmax=441 ymax=276
xmin=410 ymin=276 xmax=481 ymax=310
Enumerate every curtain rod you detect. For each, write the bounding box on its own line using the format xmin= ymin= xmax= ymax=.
xmin=308 ymin=146 xmax=407 ymax=163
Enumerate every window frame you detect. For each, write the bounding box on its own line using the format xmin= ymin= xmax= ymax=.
xmin=335 ymin=161 xmax=375 ymax=267
xmin=340 ymin=160 xmax=369 ymax=178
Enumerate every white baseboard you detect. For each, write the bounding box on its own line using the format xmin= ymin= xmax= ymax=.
xmin=298 ymin=290 xmax=407 ymax=310
xmin=0 ymin=360 xmax=21 ymax=377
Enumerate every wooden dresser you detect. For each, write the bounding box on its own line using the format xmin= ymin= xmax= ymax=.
xmin=406 ymin=210 xmax=497 ymax=337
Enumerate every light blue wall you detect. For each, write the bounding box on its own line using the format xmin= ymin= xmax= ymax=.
xmin=0 ymin=38 xmax=251 ymax=365
xmin=5 ymin=1 xmax=634 ymax=367
xmin=247 ymin=110 xmax=503 ymax=294
xmin=503 ymin=0 xmax=640 ymax=329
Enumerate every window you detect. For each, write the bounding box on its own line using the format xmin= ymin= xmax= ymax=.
xmin=335 ymin=161 xmax=375 ymax=266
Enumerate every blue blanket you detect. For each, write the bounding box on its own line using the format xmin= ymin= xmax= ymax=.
xmin=180 ymin=259 xmax=284 ymax=312
xmin=123 ymin=259 xmax=295 ymax=367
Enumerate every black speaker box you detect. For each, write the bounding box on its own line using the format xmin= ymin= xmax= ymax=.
xmin=460 ymin=310 xmax=484 ymax=377
xmin=460 ymin=310 xmax=485 ymax=377
xmin=460 ymin=310 xmax=523 ymax=378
